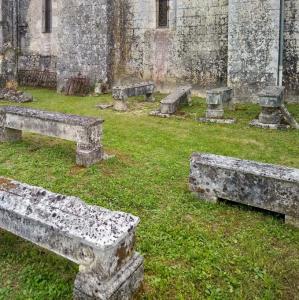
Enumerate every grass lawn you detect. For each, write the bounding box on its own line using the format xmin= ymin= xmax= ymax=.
xmin=0 ymin=88 xmax=299 ymax=300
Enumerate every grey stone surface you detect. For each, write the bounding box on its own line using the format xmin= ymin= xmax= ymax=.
xmin=0 ymin=177 xmax=144 ymax=299
xmin=112 ymin=82 xmax=155 ymax=111
xmin=198 ymin=118 xmax=236 ymax=125
xmin=189 ymin=153 xmax=299 ymax=227
xmin=0 ymin=106 xmax=104 ymax=167
xmin=0 ymin=88 xmax=33 ymax=103
xmin=249 ymin=119 xmax=290 ymax=130
xmin=158 ymin=86 xmax=192 ymax=115
xmin=204 ymin=87 xmax=234 ymax=121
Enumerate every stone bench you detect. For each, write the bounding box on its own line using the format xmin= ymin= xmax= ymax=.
xmin=0 ymin=106 xmax=104 ymax=167
xmin=189 ymin=153 xmax=299 ymax=228
xmin=112 ymin=82 xmax=155 ymax=111
xmin=198 ymin=87 xmax=235 ymax=124
xmin=150 ymin=86 xmax=192 ymax=117
xmin=0 ymin=177 xmax=144 ymax=299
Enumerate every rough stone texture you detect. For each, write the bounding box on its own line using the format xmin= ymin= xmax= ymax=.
xmin=258 ymin=86 xmax=284 ymax=124
xmin=0 ymin=106 xmax=104 ymax=167
xmin=158 ymin=85 xmax=192 ymax=115
xmin=205 ymin=87 xmax=233 ymax=119
xmin=0 ymin=177 xmax=144 ymax=299
xmin=228 ymin=0 xmax=281 ymax=101
xmin=283 ymin=0 xmax=299 ymax=102
xmin=0 ymin=88 xmax=33 ymax=103
xmin=0 ymin=0 xmax=299 ymax=101
xmin=251 ymin=86 xmax=298 ymax=129
xmin=189 ymin=153 xmax=299 ymax=227
xmin=198 ymin=117 xmax=235 ymax=125
xmin=112 ymin=82 xmax=155 ymax=111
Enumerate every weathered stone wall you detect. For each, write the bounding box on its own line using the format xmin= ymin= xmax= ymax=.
xmin=227 ymin=0 xmax=281 ymax=102
xmin=112 ymin=0 xmax=229 ymax=94
xmin=56 ymin=0 xmax=109 ymax=91
xmin=284 ymin=0 xmax=299 ymax=101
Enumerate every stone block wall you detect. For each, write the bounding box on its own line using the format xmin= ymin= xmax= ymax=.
xmin=227 ymin=0 xmax=281 ymax=102
xmin=56 ymin=0 xmax=109 ymax=91
xmin=112 ymin=0 xmax=229 ymax=94
xmin=284 ymin=0 xmax=299 ymax=102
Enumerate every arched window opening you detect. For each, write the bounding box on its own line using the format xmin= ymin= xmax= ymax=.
xmin=42 ymin=0 xmax=52 ymax=33
xmin=157 ymin=0 xmax=169 ymax=28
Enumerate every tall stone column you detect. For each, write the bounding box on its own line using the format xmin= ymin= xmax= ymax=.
xmin=227 ymin=0 xmax=282 ymax=102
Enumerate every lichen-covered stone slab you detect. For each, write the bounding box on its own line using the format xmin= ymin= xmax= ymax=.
xmin=0 ymin=177 xmax=144 ymax=299
xmin=0 ymin=106 xmax=104 ymax=167
xmin=189 ymin=153 xmax=299 ymax=227
xmin=158 ymin=86 xmax=192 ymax=115
xmin=112 ymin=82 xmax=155 ymax=102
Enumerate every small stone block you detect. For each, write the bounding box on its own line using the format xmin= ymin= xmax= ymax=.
xmin=198 ymin=118 xmax=236 ymax=124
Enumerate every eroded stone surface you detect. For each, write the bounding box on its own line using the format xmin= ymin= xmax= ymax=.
xmin=112 ymin=82 xmax=155 ymax=101
xmin=0 ymin=178 xmax=144 ymax=299
xmin=158 ymin=86 xmax=192 ymax=115
xmin=0 ymin=106 xmax=104 ymax=167
xmin=189 ymin=153 xmax=299 ymax=227
xmin=0 ymin=88 xmax=33 ymax=103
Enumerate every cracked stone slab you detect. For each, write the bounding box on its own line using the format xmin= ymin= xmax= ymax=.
xmin=0 ymin=177 xmax=144 ymax=299
xmin=189 ymin=153 xmax=299 ymax=228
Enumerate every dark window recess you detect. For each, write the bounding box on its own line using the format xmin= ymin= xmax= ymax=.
xmin=158 ymin=0 xmax=169 ymax=28
xmin=42 ymin=0 xmax=52 ymax=33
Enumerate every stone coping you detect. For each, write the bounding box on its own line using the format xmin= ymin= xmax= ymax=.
xmin=0 ymin=106 xmax=104 ymax=127
xmin=0 ymin=177 xmax=139 ymax=250
xmin=191 ymin=153 xmax=299 ymax=183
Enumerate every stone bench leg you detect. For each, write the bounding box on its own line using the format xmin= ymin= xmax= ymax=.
xmin=76 ymin=143 xmax=103 ymax=167
xmin=0 ymin=127 xmax=22 ymax=142
xmin=74 ymin=252 xmax=144 ymax=300
xmin=145 ymin=93 xmax=155 ymax=102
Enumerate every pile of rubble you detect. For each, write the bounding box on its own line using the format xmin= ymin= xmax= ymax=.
xmin=0 ymin=88 xmax=33 ymax=103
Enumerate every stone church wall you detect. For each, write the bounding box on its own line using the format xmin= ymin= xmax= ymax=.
xmin=111 ymin=0 xmax=229 ymax=94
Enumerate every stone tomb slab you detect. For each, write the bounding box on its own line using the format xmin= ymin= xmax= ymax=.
xmin=0 ymin=177 xmax=144 ymax=299
xmin=0 ymin=106 xmax=104 ymax=167
xmin=189 ymin=153 xmax=299 ymax=228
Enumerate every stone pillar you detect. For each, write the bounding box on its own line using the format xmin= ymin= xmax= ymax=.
xmin=258 ymin=87 xmax=284 ymax=124
xmin=227 ymin=0 xmax=282 ymax=102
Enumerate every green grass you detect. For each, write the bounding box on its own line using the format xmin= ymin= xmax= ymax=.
xmin=0 ymin=88 xmax=299 ymax=300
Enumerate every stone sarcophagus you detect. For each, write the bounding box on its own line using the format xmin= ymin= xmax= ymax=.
xmin=159 ymin=86 xmax=192 ymax=115
xmin=112 ymin=82 xmax=155 ymax=111
xmin=0 ymin=106 xmax=104 ymax=167
xmin=0 ymin=177 xmax=144 ymax=299
xmin=189 ymin=153 xmax=299 ymax=228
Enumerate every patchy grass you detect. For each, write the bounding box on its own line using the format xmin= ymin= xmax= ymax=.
xmin=0 ymin=88 xmax=299 ymax=300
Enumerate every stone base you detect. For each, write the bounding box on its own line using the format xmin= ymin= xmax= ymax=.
xmin=249 ymin=119 xmax=290 ymax=130
xmin=96 ymin=104 xmax=113 ymax=110
xmin=206 ymin=109 xmax=224 ymax=119
xmin=198 ymin=118 xmax=236 ymax=124
xmin=74 ymin=252 xmax=144 ymax=300
xmin=149 ymin=110 xmax=170 ymax=118
xmin=76 ymin=146 xmax=103 ymax=167
xmin=0 ymin=128 xmax=22 ymax=142
xmin=113 ymin=100 xmax=128 ymax=112
xmin=285 ymin=215 xmax=299 ymax=228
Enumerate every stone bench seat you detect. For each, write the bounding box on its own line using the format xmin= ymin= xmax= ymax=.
xmin=0 ymin=177 xmax=144 ymax=299
xmin=112 ymin=82 xmax=155 ymax=111
xmin=189 ymin=153 xmax=299 ymax=227
xmin=159 ymin=86 xmax=192 ymax=115
xmin=0 ymin=106 xmax=104 ymax=166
